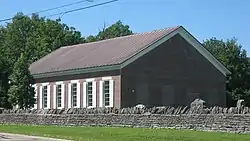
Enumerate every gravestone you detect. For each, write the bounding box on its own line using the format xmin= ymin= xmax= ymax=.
xmin=135 ymin=104 xmax=146 ymax=109
xmin=190 ymin=98 xmax=206 ymax=108
xmin=190 ymin=98 xmax=206 ymax=114
xmin=236 ymin=99 xmax=245 ymax=114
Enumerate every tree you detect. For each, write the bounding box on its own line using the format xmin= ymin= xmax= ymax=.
xmin=0 ymin=27 xmax=12 ymax=108
xmin=86 ymin=20 xmax=133 ymax=42
xmin=85 ymin=35 xmax=98 ymax=43
xmin=2 ymin=13 xmax=85 ymax=64
xmin=0 ymin=13 xmax=85 ymax=108
xmin=203 ymin=37 xmax=250 ymax=106
xmin=0 ymin=56 xmax=12 ymax=109
xmin=8 ymin=53 xmax=35 ymax=109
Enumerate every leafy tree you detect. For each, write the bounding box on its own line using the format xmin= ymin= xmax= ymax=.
xmin=86 ymin=20 xmax=133 ymax=42
xmin=203 ymin=37 xmax=250 ymax=106
xmin=0 ymin=56 xmax=12 ymax=109
xmin=8 ymin=53 xmax=35 ymax=109
xmin=85 ymin=35 xmax=98 ymax=43
xmin=0 ymin=13 xmax=85 ymax=108
xmin=2 ymin=13 xmax=84 ymax=65
xmin=0 ymin=27 xmax=11 ymax=108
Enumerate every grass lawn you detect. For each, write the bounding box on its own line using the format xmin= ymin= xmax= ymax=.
xmin=0 ymin=125 xmax=250 ymax=141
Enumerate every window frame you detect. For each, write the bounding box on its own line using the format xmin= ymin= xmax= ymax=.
xmin=71 ymin=83 xmax=78 ymax=108
xmin=103 ymin=80 xmax=110 ymax=106
xmin=86 ymin=81 xmax=93 ymax=107
xmin=32 ymin=84 xmax=37 ymax=109
xmin=42 ymin=85 xmax=48 ymax=109
xmin=84 ymin=78 xmax=96 ymax=108
xmin=100 ymin=77 xmax=114 ymax=108
xmin=56 ymin=84 xmax=62 ymax=108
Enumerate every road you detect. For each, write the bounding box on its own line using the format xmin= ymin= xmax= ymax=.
xmin=0 ymin=133 xmax=70 ymax=141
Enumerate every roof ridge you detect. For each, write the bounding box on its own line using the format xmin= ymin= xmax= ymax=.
xmin=61 ymin=26 xmax=181 ymax=49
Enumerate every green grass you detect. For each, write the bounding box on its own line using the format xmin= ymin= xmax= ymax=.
xmin=0 ymin=125 xmax=250 ymax=141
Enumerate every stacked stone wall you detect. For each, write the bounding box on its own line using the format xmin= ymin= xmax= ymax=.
xmin=1 ymin=104 xmax=250 ymax=134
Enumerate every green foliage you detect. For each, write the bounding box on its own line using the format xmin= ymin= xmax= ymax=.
xmin=0 ymin=57 xmax=11 ymax=109
xmin=2 ymin=13 xmax=84 ymax=64
xmin=203 ymin=38 xmax=250 ymax=106
xmin=0 ymin=13 xmax=84 ymax=109
xmin=86 ymin=20 xmax=133 ymax=42
xmin=8 ymin=53 xmax=35 ymax=109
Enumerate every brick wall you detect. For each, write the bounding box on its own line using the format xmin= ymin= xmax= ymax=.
xmin=36 ymin=75 xmax=121 ymax=109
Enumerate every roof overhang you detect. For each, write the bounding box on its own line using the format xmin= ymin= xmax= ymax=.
xmin=32 ymin=26 xmax=231 ymax=79
xmin=32 ymin=64 xmax=121 ymax=79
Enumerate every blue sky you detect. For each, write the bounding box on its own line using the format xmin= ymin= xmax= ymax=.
xmin=1 ymin=0 xmax=250 ymax=55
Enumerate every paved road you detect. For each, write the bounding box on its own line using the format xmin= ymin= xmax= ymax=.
xmin=0 ymin=133 xmax=70 ymax=141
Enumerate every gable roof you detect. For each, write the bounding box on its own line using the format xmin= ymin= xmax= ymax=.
xmin=30 ymin=26 xmax=231 ymax=78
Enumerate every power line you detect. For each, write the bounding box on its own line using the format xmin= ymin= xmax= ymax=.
xmin=0 ymin=0 xmax=95 ymax=23
xmin=45 ymin=0 xmax=118 ymax=18
xmin=31 ymin=0 xmax=94 ymax=15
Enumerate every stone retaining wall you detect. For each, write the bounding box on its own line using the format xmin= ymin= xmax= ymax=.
xmin=1 ymin=106 xmax=250 ymax=133
xmin=0 ymin=113 xmax=250 ymax=133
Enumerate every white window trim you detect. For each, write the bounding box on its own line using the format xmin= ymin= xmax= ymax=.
xmin=69 ymin=80 xmax=80 ymax=108
xmin=83 ymin=82 xmax=87 ymax=108
xmin=41 ymin=83 xmax=50 ymax=109
xmin=61 ymin=83 xmax=65 ymax=109
xmin=42 ymin=82 xmax=49 ymax=86
xmin=53 ymin=83 xmax=64 ymax=109
xmin=99 ymin=81 xmax=103 ymax=107
xmin=39 ymin=86 xmax=43 ymax=109
xmin=85 ymin=81 xmax=96 ymax=109
xmin=71 ymin=80 xmax=79 ymax=83
xmin=31 ymin=84 xmax=37 ymax=109
xmin=53 ymin=84 xmax=56 ymax=109
xmin=108 ymin=79 xmax=114 ymax=108
xmin=100 ymin=79 xmax=114 ymax=108
xmin=56 ymin=81 xmax=64 ymax=85
xmin=68 ymin=83 xmax=72 ymax=108
xmin=86 ymin=78 xmax=95 ymax=82
xmin=76 ymin=82 xmax=80 ymax=108
xmin=102 ymin=77 xmax=112 ymax=81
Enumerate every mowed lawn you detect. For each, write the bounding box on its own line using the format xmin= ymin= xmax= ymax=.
xmin=1 ymin=125 xmax=250 ymax=141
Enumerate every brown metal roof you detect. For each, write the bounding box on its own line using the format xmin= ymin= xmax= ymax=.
xmin=29 ymin=26 xmax=180 ymax=75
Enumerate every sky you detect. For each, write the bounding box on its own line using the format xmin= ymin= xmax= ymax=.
xmin=1 ymin=0 xmax=250 ymax=55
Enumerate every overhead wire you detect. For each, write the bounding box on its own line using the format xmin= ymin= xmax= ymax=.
xmin=0 ymin=0 xmax=93 ymax=22
xmin=30 ymin=0 xmax=94 ymax=15
xmin=0 ymin=0 xmax=116 ymax=23
xmin=45 ymin=0 xmax=118 ymax=18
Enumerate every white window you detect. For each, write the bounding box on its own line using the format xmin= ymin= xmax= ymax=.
xmin=56 ymin=85 xmax=62 ymax=108
xmin=68 ymin=80 xmax=80 ymax=108
xmin=71 ymin=83 xmax=77 ymax=107
xmin=43 ymin=85 xmax=48 ymax=108
xmin=103 ymin=81 xmax=110 ymax=106
xmin=84 ymin=78 xmax=96 ymax=108
xmin=32 ymin=84 xmax=37 ymax=109
xmin=53 ymin=82 xmax=65 ymax=109
xmin=86 ymin=82 xmax=93 ymax=107
xmin=40 ymin=83 xmax=50 ymax=109
xmin=99 ymin=77 xmax=114 ymax=107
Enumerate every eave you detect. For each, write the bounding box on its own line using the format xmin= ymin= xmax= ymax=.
xmin=32 ymin=64 xmax=121 ymax=79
